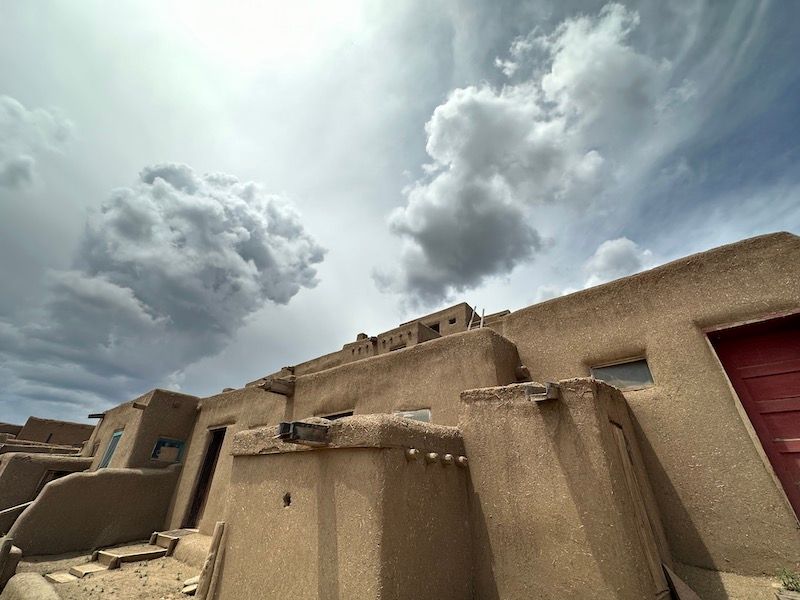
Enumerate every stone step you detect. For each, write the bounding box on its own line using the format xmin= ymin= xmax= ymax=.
xmin=149 ymin=528 xmax=197 ymax=554
xmin=69 ymin=562 xmax=109 ymax=578
xmin=45 ymin=571 xmax=79 ymax=584
xmin=96 ymin=544 xmax=167 ymax=568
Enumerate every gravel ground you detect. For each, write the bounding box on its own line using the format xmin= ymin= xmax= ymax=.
xmin=20 ymin=554 xmax=199 ymax=600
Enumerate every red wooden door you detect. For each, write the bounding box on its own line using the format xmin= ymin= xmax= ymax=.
xmin=709 ymin=313 xmax=800 ymax=517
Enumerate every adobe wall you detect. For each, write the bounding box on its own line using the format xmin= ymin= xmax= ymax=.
xmin=86 ymin=400 xmax=144 ymax=470
xmin=0 ymin=453 xmax=93 ymax=533
xmin=0 ymin=425 xmax=21 ymax=438
xmin=164 ymin=386 xmax=287 ymax=535
xmin=499 ymin=232 xmax=800 ymax=575
xmin=291 ymin=328 xmax=521 ymax=425
xmin=16 ymin=417 xmax=93 ymax=447
xmin=461 ymin=379 xmax=672 ymax=600
xmin=215 ymin=416 xmax=471 ymax=600
xmin=123 ymin=390 xmax=198 ymax=468
xmin=8 ymin=466 xmax=180 ymax=555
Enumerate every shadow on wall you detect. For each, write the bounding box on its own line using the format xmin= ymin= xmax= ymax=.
xmin=629 ymin=413 xmax=725 ymax=595
xmin=9 ymin=466 xmax=180 ymax=556
xmin=468 ymin=487 xmax=500 ymax=600
xmin=316 ymin=463 xmax=340 ymax=600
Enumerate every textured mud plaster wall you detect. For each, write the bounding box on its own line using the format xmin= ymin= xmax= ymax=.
xmin=9 ymin=465 xmax=180 ymax=555
xmin=500 ymin=232 xmax=800 ymax=575
xmin=216 ymin=418 xmax=471 ymax=600
xmin=0 ymin=425 xmax=21 ymax=437
xmin=86 ymin=400 xmax=144 ymax=469
xmin=292 ymin=328 xmax=521 ymax=425
xmin=123 ymin=390 xmax=198 ymax=468
xmin=165 ymin=387 xmax=286 ymax=535
xmin=17 ymin=418 xmax=93 ymax=446
xmin=0 ymin=573 xmax=59 ymax=600
xmin=460 ymin=379 xmax=671 ymax=600
xmin=0 ymin=453 xmax=92 ymax=533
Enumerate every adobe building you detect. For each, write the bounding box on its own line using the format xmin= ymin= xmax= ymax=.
xmin=0 ymin=232 xmax=799 ymax=600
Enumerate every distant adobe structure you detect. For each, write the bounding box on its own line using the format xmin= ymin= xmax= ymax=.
xmin=1 ymin=232 xmax=799 ymax=599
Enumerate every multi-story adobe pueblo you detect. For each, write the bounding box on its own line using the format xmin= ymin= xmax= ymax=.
xmin=0 ymin=232 xmax=798 ymax=599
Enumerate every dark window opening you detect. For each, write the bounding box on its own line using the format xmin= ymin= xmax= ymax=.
xmin=448 ymin=318 xmax=457 ymax=325
xmin=98 ymin=429 xmax=123 ymax=468
xmin=151 ymin=438 xmax=186 ymax=463
xmin=590 ymin=358 xmax=654 ymax=390
xmin=429 ymin=322 xmax=440 ymax=333
xmin=184 ymin=427 xmax=226 ymax=528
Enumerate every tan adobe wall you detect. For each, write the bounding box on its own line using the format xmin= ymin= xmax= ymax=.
xmin=86 ymin=399 xmax=145 ymax=470
xmin=292 ymin=328 xmax=521 ymax=425
xmin=122 ymin=390 xmax=198 ymax=468
xmin=0 ymin=425 xmax=21 ymax=438
xmin=0 ymin=573 xmax=59 ymax=600
xmin=461 ymin=380 xmax=671 ymax=600
xmin=8 ymin=465 xmax=180 ymax=555
xmin=16 ymin=417 xmax=93 ymax=447
xmin=0 ymin=453 xmax=92 ymax=534
xmin=499 ymin=232 xmax=800 ymax=575
xmin=164 ymin=386 xmax=287 ymax=535
xmin=216 ymin=416 xmax=471 ymax=600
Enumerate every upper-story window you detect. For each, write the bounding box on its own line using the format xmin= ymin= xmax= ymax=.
xmin=98 ymin=429 xmax=123 ymax=468
xmin=590 ymin=358 xmax=654 ymax=390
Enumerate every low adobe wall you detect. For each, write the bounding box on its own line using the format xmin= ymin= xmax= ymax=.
xmin=498 ymin=232 xmax=800 ymax=575
xmin=164 ymin=386 xmax=287 ymax=535
xmin=17 ymin=417 xmax=93 ymax=447
xmin=460 ymin=379 xmax=672 ymax=600
xmin=0 ymin=573 xmax=59 ymax=600
xmin=215 ymin=416 xmax=471 ymax=600
xmin=292 ymin=328 xmax=521 ymax=425
xmin=0 ymin=453 xmax=93 ymax=534
xmin=9 ymin=466 xmax=180 ymax=555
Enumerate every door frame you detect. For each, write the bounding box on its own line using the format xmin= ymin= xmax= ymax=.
xmin=182 ymin=425 xmax=227 ymax=529
xmin=703 ymin=308 xmax=800 ymax=524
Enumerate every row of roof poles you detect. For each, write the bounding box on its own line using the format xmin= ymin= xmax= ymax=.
xmin=467 ymin=305 xmax=485 ymax=330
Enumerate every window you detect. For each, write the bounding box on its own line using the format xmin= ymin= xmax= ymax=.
xmin=448 ymin=318 xmax=457 ymax=325
xmin=98 ymin=429 xmax=123 ymax=468
xmin=590 ymin=359 xmax=654 ymax=390
xmin=394 ymin=408 xmax=431 ymax=422
xmin=429 ymin=322 xmax=440 ymax=333
xmin=151 ymin=438 xmax=186 ymax=463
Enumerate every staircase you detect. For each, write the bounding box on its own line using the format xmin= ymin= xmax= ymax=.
xmin=44 ymin=528 xmax=197 ymax=583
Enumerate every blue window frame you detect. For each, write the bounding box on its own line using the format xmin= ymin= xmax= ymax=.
xmin=98 ymin=430 xmax=123 ymax=468
xmin=151 ymin=438 xmax=186 ymax=463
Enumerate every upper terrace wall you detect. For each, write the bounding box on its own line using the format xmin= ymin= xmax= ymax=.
xmin=499 ymin=232 xmax=800 ymax=575
xmin=86 ymin=390 xmax=198 ymax=470
xmin=17 ymin=417 xmax=93 ymax=447
xmin=292 ymin=328 xmax=521 ymax=426
xmin=165 ymin=386 xmax=286 ymax=535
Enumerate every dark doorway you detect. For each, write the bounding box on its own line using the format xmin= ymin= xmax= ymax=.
xmin=184 ymin=427 xmax=226 ymax=528
xmin=709 ymin=313 xmax=800 ymax=517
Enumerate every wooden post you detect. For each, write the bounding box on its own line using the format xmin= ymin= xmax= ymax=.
xmin=195 ymin=521 xmax=225 ymax=600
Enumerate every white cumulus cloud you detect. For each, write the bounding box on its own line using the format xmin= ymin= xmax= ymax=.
xmin=0 ymin=95 xmax=72 ymax=188
xmin=0 ymin=163 xmax=325 ymax=415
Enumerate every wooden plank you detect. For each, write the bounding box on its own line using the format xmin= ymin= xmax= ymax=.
xmin=612 ymin=426 xmax=670 ymax=595
xmin=196 ymin=521 xmax=225 ymax=600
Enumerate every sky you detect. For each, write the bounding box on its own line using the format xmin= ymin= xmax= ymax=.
xmin=1 ymin=0 xmax=799 ymax=424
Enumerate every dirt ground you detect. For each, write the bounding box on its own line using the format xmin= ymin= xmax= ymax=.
xmin=19 ymin=554 xmax=199 ymax=600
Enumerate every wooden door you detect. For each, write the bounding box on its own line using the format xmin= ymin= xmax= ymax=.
xmin=709 ymin=313 xmax=800 ymax=517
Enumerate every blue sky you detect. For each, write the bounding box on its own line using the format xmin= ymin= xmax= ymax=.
xmin=0 ymin=0 xmax=798 ymax=423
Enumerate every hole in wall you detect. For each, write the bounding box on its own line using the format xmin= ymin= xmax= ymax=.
xmin=283 ymin=492 xmax=292 ymax=507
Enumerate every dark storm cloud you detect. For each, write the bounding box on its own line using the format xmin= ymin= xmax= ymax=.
xmin=0 ymin=163 xmax=325 ymax=414
xmin=381 ymin=4 xmax=688 ymax=304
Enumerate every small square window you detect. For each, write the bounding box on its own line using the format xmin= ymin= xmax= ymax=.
xmin=448 ymin=317 xmax=457 ymax=325
xmin=590 ymin=359 xmax=654 ymax=390
xmin=151 ymin=438 xmax=186 ymax=463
